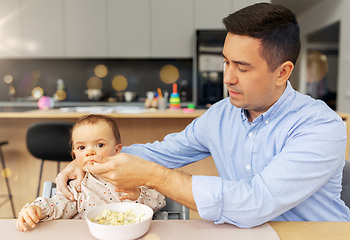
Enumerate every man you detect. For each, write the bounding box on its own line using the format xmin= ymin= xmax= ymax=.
xmin=57 ymin=3 xmax=350 ymax=228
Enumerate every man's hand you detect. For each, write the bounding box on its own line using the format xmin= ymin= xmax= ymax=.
xmin=116 ymin=187 xmax=141 ymax=201
xmin=55 ymin=160 xmax=85 ymax=201
xmin=86 ymin=153 xmax=154 ymax=188
xmin=87 ymin=153 xmax=198 ymax=211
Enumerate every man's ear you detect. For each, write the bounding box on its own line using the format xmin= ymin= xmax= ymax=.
xmin=115 ymin=143 xmax=122 ymax=154
xmin=276 ymin=61 xmax=294 ymax=86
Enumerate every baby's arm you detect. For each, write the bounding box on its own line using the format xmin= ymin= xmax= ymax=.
xmin=16 ymin=183 xmax=80 ymax=232
xmin=136 ymin=186 xmax=166 ymax=212
xmin=36 ymin=193 xmax=78 ymax=221
xmin=16 ymin=205 xmax=42 ymax=232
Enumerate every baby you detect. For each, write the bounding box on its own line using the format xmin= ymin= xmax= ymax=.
xmin=16 ymin=114 xmax=165 ymax=231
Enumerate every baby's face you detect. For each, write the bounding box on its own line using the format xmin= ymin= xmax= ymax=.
xmin=72 ymin=122 xmax=121 ymax=170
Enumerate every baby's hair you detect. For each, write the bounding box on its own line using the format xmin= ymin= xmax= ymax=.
xmin=70 ymin=114 xmax=121 ymax=158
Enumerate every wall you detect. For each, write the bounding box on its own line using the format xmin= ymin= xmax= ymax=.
xmin=297 ymin=0 xmax=350 ymax=114
xmin=0 ymin=58 xmax=193 ymax=103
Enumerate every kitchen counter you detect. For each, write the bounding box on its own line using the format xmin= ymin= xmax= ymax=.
xmin=0 ymin=108 xmax=207 ymax=119
xmin=0 ymin=107 xmax=215 ymax=220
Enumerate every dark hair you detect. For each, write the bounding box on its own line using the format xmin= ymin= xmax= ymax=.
xmin=71 ymin=114 xmax=121 ymax=157
xmin=222 ymin=3 xmax=300 ymax=72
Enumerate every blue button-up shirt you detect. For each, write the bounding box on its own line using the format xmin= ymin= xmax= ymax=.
xmin=122 ymin=82 xmax=350 ymax=227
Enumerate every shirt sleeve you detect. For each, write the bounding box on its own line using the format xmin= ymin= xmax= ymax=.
xmin=136 ymin=186 xmax=166 ymax=213
xmin=121 ymin=115 xmax=211 ymax=169
xmin=193 ymin=112 xmax=347 ymax=227
xmin=27 ymin=185 xmax=80 ymax=221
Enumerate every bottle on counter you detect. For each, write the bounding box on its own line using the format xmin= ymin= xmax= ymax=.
xmin=145 ymin=91 xmax=154 ymax=108
xmin=54 ymin=79 xmax=67 ymax=101
xmin=57 ymin=79 xmax=65 ymax=90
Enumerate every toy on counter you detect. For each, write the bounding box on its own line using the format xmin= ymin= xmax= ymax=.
xmin=151 ymin=92 xmax=159 ymax=108
xmin=38 ymin=96 xmax=55 ymax=110
xmin=144 ymin=91 xmax=159 ymax=109
xmin=183 ymin=103 xmax=195 ymax=113
xmin=169 ymin=83 xmax=181 ymax=109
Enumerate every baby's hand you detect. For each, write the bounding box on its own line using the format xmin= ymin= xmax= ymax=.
xmin=116 ymin=187 xmax=141 ymax=201
xmin=16 ymin=205 xmax=42 ymax=232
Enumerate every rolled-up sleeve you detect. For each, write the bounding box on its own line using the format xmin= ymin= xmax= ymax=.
xmin=192 ymin=175 xmax=223 ymax=221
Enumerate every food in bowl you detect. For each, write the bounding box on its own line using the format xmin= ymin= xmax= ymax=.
xmin=90 ymin=208 xmax=145 ymax=226
xmin=85 ymin=202 xmax=153 ymax=240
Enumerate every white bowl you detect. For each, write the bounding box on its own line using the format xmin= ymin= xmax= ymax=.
xmin=85 ymin=202 xmax=153 ymax=240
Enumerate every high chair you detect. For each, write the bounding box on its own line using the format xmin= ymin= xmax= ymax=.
xmin=26 ymin=121 xmax=74 ymax=197
xmin=0 ymin=141 xmax=16 ymax=218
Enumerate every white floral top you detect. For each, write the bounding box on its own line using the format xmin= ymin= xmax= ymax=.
xmin=23 ymin=173 xmax=165 ymax=221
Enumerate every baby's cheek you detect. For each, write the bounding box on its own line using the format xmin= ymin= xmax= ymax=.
xmin=76 ymin=155 xmax=87 ymax=167
xmin=99 ymin=149 xmax=116 ymax=157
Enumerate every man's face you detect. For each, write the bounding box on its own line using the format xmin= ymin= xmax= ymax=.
xmin=222 ymin=33 xmax=284 ymax=121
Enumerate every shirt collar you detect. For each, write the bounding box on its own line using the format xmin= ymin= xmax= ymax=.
xmin=240 ymin=81 xmax=295 ymax=123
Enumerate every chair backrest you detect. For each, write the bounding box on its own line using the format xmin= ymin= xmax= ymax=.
xmin=341 ymin=160 xmax=350 ymax=208
xmin=26 ymin=121 xmax=74 ymax=161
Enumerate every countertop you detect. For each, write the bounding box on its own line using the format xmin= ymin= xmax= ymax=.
xmin=0 ymin=107 xmax=207 ymax=119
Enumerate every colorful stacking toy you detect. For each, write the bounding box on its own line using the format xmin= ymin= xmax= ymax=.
xmin=169 ymin=83 xmax=181 ymax=109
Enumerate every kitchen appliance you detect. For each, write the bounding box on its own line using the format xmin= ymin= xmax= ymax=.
xmin=195 ymin=30 xmax=227 ymax=108
xmin=85 ymin=89 xmax=103 ymax=101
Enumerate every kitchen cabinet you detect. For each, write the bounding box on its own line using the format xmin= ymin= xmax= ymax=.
xmin=0 ymin=0 xmax=21 ymax=57
xmin=151 ymin=0 xmax=193 ymax=58
xmin=0 ymin=0 xmax=254 ymax=59
xmin=21 ymin=0 xmax=65 ymax=57
xmin=107 ymin=0 xmax=150 ymax=57
xmin=194 ymin=0 xmax=231 ymax=29
xmin=65 ymin=0 xmax=107 ymax=57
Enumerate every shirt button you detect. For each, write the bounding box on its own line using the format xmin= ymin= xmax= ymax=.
xmin=246 ymin=165 xmax=251 ymax=170
xmin=248 ymin=132 xmax=253 ymax=137
xmin=265 ymin=120 xmax=269 ymax=124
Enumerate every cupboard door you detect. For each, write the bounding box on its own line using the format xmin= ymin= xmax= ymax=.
xmin=0 ymin=0 xmax=21 ymax=57
xmin=65 ymin=0 xmax=107 ymax=57
xmin=194 ymin=0 xmax=231 ymax=29
xmin=21 ymin=0 xmax=64 ymax=57
xmin=151 ymin=0 xmax=193 ymax=58
xmin=107 ymin=0 xmax=150 ymax=57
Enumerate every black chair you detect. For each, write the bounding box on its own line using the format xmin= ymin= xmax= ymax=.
xmin=26 ymin=121 xmax=74 ymax=197
xmin=0 ymin=141 xmax=15 ymax=218
xmin=341 ymin=160 xmax=350 ymax=208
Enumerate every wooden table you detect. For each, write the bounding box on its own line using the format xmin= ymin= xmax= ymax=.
xmin=269 ymin=221 xmax=350 ymax=240
xmin=1 ymin=219 xmax=350 ymax=240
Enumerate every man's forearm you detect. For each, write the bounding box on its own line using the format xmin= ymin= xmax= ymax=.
xmin=146 ymin=163 xmax=197 ymax=211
